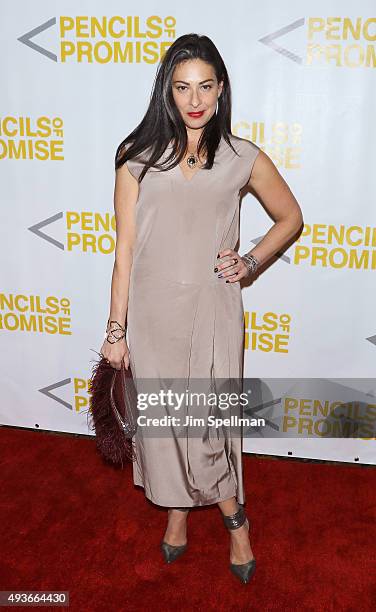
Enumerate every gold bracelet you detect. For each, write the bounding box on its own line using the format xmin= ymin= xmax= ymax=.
xmin=105 ymin=318 xmax=126 ymax=343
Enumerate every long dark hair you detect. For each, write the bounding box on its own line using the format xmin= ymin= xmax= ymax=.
xmin=114 ymin=33 xmax=238 ymax=181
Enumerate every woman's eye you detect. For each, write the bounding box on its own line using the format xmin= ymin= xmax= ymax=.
xmin=176 ymin=85 xmax=212 ymax=92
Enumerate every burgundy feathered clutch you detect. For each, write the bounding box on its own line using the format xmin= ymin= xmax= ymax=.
xmin=87 ymin=351 xmax=138 ymax=467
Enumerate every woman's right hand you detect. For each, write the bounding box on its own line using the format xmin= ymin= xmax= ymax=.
xmin=100 ymin=337 xmax=130 ymax=370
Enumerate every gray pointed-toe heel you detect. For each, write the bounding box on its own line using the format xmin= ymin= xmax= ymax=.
xmin=222 ymin=503 xmax=256 ymax=584
xmin=160 ymin=507 xmax=190 ymax=564
xmin=160 ymin=540 xmax=188 ymax=563
xmin=230 ymin=555 xmax=256 ymax=584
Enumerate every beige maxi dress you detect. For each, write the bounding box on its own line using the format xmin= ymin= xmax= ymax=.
xmin=125 ymin=134 xmax=260 ymax=507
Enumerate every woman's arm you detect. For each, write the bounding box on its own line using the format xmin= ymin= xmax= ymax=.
xmin=244 ymin=150 xmax=304 ymax=266
xmin=109 ymin=162 xmax=138 ymax=323
xmin=217 ymin=150 xmax=303 ymax=281
xmin=100 ymin=161 xmax=139 ymax=368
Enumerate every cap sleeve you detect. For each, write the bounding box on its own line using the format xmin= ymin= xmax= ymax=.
xmin=116 ymin=143 xmax=146 ymax=182
xmin=235 ymin=137 xmax=261 ymax=189
xmin=125 ymin=156 xmax=144 ymax=182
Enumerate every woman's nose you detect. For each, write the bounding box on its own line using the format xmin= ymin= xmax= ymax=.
xmin=190 ymin=90 xmax=201 ymax=107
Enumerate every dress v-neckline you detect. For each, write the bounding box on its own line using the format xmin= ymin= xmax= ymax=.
xmin=170 ymin=136 xmax=224 ymax=183
xmin=177 ymin=160 xmax=203 ymax=183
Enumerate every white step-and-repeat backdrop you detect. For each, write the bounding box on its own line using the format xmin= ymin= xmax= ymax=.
xmin=1 ymin=2 xmax=375 ymax=464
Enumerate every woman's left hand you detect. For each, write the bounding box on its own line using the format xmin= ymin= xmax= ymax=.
xmin=215 ymin=249 xmax=249 ymax=283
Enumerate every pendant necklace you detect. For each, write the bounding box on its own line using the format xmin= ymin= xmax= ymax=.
xmin=187 ymin=145 xmax=207 ymax=168
xmin=186 ymin=151 xmax=199 ymax=168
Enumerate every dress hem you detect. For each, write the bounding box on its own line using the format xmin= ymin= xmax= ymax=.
xmin=132 ymin=482 xmax=245 ymax=508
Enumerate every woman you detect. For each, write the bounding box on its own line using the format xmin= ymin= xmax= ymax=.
xmin=101 ymin=33 xmax=303 ymax=584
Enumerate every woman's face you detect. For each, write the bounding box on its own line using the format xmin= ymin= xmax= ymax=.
xmin=171 ymin=58 xmax=223 ymax=131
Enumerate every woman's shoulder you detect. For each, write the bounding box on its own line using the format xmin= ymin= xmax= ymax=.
xmin=221 ymin=134 xmax=261 ymax=169
xmin=226 ymin=133 xmax=260 ymax=156
xmin=120 ymin=140 xmax=153 ymax=161
xmin=117 ymin=140 xmax=153 ymax=181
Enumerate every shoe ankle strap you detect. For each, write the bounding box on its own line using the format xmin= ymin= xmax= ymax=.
xmin=222 ymin=503 xmax=246 ymax=530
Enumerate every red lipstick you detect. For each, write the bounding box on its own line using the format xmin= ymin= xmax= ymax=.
xmin=187 ymin=111 xmax=205 ymax=118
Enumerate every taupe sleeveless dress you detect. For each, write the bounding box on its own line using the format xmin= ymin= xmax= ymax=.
xmin=125 ymin=134 xmax=260 ymax=507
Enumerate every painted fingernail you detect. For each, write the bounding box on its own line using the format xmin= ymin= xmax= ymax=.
xmin=214 ymin=267 xmax=218 ymax=272
xmin=218 ymin=274 xmax=223 ymax=278
xmin=226 ymin=280 xmax=229 ymax=283
xmin=217 ymin=253 xmax=220 ymax=258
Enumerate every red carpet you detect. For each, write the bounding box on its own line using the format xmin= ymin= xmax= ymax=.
xmin=0 ymin=427 xmax=375 ymax=611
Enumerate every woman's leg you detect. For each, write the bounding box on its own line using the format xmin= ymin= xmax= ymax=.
xmin=218 ymin=497 xmax=254 ymax=564
xmin=163 ymin=508 xmax=189 ymax=546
